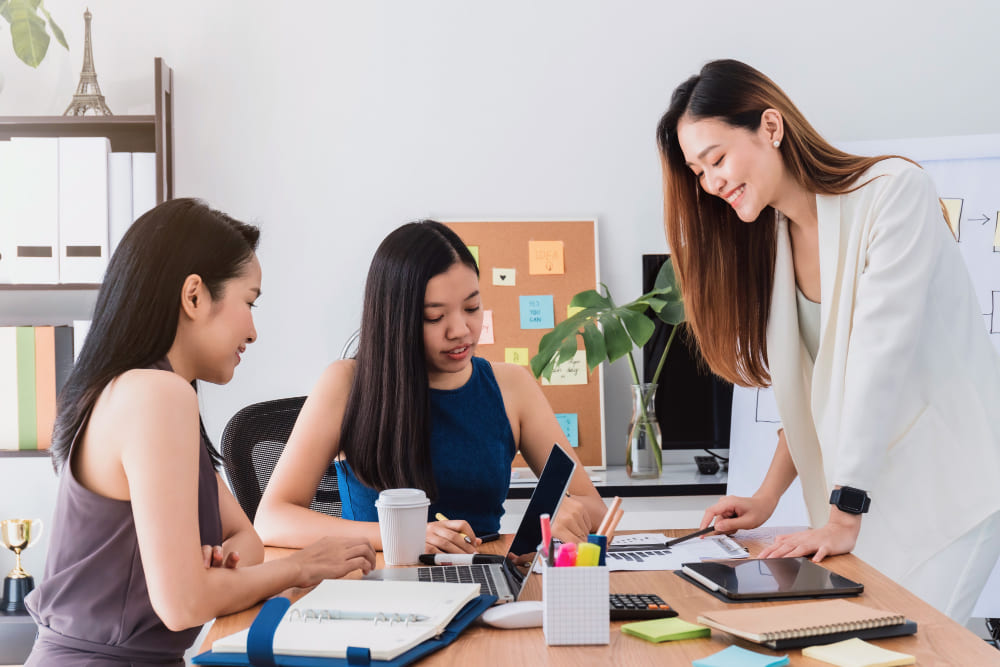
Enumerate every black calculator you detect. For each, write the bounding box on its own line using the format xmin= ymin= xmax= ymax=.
xmin=609 ymin=593 xmax=678 ymax=620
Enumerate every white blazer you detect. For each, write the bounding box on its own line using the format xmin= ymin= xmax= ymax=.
xmin=766 ymin=158 xmax=1000 ymax=581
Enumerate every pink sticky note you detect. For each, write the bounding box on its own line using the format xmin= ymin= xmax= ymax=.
xmin=479 ymin=310 xmax=495 ymax=345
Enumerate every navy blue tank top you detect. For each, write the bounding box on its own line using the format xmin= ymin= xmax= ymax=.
xmin=336 ymin=357 xmax=516 ymax=535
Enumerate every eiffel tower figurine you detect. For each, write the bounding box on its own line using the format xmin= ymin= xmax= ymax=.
xmin=63 ymin=8 xmax=112 ymax=116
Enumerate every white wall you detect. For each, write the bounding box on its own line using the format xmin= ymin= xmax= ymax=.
xmin=3 ymin=0 xmax=1000 ymax=578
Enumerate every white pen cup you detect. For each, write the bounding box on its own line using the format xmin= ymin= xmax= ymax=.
xmin=375 ymin=488 xmax=430 ymax=566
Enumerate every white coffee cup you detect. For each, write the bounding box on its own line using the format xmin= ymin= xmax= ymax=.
xmin=375 ymin=488 xmax=430 ymax=566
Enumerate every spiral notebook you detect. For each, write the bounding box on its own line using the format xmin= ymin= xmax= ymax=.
xmin=207 ymin=579 xmax=482 ymax=662
xmin=696 ymin=599 xmax=911 ymax=648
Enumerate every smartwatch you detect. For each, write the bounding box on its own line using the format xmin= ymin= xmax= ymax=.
xmin=830 ymin=486 xmax=871 ymax=514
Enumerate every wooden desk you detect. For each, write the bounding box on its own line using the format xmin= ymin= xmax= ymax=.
xmin=202 ymin=532 xmax=1000 ymax=665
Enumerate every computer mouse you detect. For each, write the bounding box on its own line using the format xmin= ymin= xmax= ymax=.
xmin=478 ymin=600 xmax=544 ymax=629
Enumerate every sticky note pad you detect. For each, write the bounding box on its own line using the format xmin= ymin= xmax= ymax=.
xmin=467 ymin=245 xmax=479 ymax=267
xmin=802 ymin=638 xmax=915 ymax=666
xmin=519 ymin=295 xmax=555 ymax=329
xmin=492 ymin=267 xmax=516 ymax=286
xmin=621 ymin=617 xmax=709 ymax=643
xmin=528 ymin=240 xmax=565 ymax=274
xmin=505 ymin=348 xmax=530 ymax=366
xmin=541 ymin=350 xmax=588 ymax=385
xmin=567 ymin=305 xmax=584 ymax=318
xmin=478 ymin=310 xmax=495 ymax=345
xmin=692 ymin=645 xmax=789 ymax=667
xmin=555 ymin=413 xmax=578 ymax=447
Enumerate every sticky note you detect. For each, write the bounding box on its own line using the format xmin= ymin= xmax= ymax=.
xmin=528 ymin=240 xmax=565 ymax=275
xmin=541 ymin=350 xmax=588 ymax=386
xmin=802 ymin=638 xmax=915 ymax=666
xmin=478 ymin=310 xmax=494 ymax=345
xmin=467 ymin=245 xmax=479 ymax=267
xmin=555 ymin=413 xmax=579 ymax=447
xmin=505 ymin=347 xmax=530 ymax=366
xmin=519 ymin=295 xmax=555 ymax=329
xmin=621 ymin=617 xmax=710 ymax=643
xmin=567 ymin=305 xmax=584 ymax=318
xmin=492 ymin=267 xmax=516 ymax=286
xmin=941 ymin=198 xmax=962 ymax=239
xmin=692 ymin=645 xmax=789 ymax=667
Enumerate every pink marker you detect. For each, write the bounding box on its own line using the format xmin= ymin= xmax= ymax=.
xmin=555 ymin=542 xmax=578 ymax=567
xmin=540 ymin=513 xmax=552 ymax=562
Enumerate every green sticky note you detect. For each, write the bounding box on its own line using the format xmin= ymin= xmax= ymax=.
xmin=621 ymin=617 xmax=709 ymax=643
xmin=467 ymin=245 xmax=479 ymax=267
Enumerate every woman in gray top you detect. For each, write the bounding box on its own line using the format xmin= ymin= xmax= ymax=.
xmin=24 ymin=199 xmax=376 ymax=665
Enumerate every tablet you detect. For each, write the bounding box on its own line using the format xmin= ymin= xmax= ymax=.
xmin=680 ymin=557 xmax=864 ymax=600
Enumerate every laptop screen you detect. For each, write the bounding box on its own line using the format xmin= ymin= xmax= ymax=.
xmin=500 ymin=444 xmax=576 ymax=598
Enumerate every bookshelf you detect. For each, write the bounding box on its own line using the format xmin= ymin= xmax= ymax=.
xmin=0 ymin=58 xmax=174 ymax=456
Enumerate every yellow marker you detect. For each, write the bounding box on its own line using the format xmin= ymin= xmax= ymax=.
xmin=435 ymin=512 xmax=473 ymax=544
xmin=575 ymin=542 xmax=601 ymax=567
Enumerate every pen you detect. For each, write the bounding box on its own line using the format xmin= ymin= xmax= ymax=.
xmin=597 ymin=496 xmax=622 ymax=536
xmin=664 ymin=525 xmax=716 ymax=548
xmin=418 ymin=553 xmax=504 ymax=566
xmin=435 ymin=512 xmax=473 ymax=544
xmin=478 ymin=532 xmax=501 ymax=543
xmin=540 ymin=513 xmax=552 ymax=562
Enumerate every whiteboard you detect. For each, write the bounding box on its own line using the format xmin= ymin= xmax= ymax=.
xmin=724 ymin=134 xmax=1000 ymax=615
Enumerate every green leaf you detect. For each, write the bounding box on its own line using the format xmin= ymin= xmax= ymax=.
xmin=657 ymin=300 xmax=685 ymax=325
xmin=555 ymin=336 xmax=578 ymax=365
xmin=654 ymin=258 xmax=679 ymax=292
xmin=0 ymin=2 xmax=10 ymax=21
xmin=618 ymin=308 xmax=656 ymax=348
xmin=8 ymin=0 xmax=48 ymax=67
xmin=580 ymin=322 xmax=607 ymax=370
xmin=569 ymin=289 xmax=611 ymax=310
xmin=599 ymin=315 xmax=633 ymax=363
xmin=40 ymin=5 xmax=66 ymax=50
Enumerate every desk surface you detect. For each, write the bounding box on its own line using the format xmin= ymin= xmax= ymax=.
xmin=201 ymin=531 xmax=999 ymax=666
xmin=508 ymin=463 xmax=727 ymax=499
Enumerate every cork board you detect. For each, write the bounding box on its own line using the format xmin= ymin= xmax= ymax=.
xmin=444 ymin=220 xmax=605 ymax=468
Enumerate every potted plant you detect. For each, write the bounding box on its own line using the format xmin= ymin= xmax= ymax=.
xmin=530 ymin=258 xmax=684 ymax=478
xmin=1 ymin=0 xmax=68 ymax=68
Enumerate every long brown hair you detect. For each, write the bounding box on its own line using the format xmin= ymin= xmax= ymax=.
xmin=656 ymin=59 xmax=902 ymax=387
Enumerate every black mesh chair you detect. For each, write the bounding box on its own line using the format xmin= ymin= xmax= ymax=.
xmin=221 ymin=397 xmax=341 ymax=522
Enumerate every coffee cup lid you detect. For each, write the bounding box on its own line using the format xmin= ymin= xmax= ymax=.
xmin=375 ymin=488 xmax=430 ymax=509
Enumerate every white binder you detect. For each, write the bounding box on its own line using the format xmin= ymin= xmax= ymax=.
xmin=108 ymin=152 xmax=133 ymax=257
xmin=0 ymin=140 xmax=15 ymax=283
xmin=0 ymin=327 xmax=18 ymax=450
xmin=131 ymin=152 xmax=157 ymax=222
xmin=11 ymin=137 xmax=60 ymax=284
xmin=59 ymin=137 xmax=110 ymax=284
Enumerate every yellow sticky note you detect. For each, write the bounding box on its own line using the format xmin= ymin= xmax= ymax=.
xmin=528 ymin=240 xmax=564 ymax=275
xmin=467 ymin=245 xmax=479 ymax=267
xmin=541 ymin=350 xmax=588 ymax=385
xmin=941 ymin=198 xmax=962 ymax=239
xmin=505 ymin=347 xmax=530 ymax=366
xmin=567 ymin=305 xmax=584 ymax=318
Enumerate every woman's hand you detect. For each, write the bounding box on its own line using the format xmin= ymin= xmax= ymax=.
xmin=291 ymin=535 xmax=376 ymax=587
xmin=700 ymin=494 xmax=777 ymax=533
xmin=551 ymin=496 xmax=592 ymax=544
xmin=757 ymin=509 xmax=862 ymax=562
xmin=425 ymin=519 xmax=481 ymax=554
xmin=202 ymin=545 xmax=240 ymax=569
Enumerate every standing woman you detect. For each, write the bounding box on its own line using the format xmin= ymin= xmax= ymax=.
xmin=658 ymin=59 xmax=1000 ymax=623
xmin=25 ymin=199 xmax=374 ymax=665
xmin=254 ymin=220 xmax=606 ymax=553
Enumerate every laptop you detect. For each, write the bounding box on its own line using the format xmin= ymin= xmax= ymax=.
xmin=681 ymin=556 xmax=864 ymax=600
xmin=363 ymin=444 xmax=575 ymax=603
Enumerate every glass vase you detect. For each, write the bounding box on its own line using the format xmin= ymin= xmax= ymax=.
xmin=626 ymin=382 xmax=662 ymax=479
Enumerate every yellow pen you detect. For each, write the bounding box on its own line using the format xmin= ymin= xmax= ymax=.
xmin=435 ymin=512 xmax=473 ymax=544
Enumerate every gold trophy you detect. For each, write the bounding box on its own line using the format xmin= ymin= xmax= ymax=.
xmin=1 ymin=518 xmax=43 ymax=614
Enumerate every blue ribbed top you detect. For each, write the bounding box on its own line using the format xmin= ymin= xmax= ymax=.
xmin=336 ymin=356 xmax=516 ymax=535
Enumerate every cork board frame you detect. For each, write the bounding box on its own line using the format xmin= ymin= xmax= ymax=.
xmin=443 ymin=220 xmax=605 ymax=469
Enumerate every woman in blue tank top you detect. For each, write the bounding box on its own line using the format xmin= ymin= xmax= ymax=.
xmin=256 ymin=221 xmax=606 ymax=554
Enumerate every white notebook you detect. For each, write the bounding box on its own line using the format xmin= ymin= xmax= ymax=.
xmin=212 ymin=579 xmax=480 ymax=661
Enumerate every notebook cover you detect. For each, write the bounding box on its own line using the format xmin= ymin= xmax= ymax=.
xmin=674 ymin=570 xmax=862 ymax=604
xmin=763 ymin=619 xmax=917 ymax=650
xmin=192 ymin=594 xmax=497 ymax=667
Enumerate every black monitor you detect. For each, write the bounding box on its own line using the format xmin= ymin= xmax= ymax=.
xmin=641 ymin=254 xmax=733 ymax=454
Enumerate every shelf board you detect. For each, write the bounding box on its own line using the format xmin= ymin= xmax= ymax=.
xmin=0 ymin=283 xmax=99 ymax=291
xmin=0 ymin=115 xmax=157 ymax=153
xmin=0 ymin=450 xmax=51 ymax=458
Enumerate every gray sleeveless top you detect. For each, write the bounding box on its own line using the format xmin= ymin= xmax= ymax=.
xmin=24 ymin=358 xmax=223 ymax=665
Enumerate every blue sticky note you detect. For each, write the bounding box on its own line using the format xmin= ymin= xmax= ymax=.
xmin=692 ymin=645 xmax=790 ymax=667
xmin=555 ymin=413 xmax=579 ymax=448
xmin=519 ymin=295 xmax=555 ymax=329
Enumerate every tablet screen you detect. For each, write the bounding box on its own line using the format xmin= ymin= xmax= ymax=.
xmin=681 ymin=557 xmax=864 ymax=599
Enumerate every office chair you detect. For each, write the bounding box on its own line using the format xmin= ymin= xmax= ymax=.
xmin=221 ymin=396 xmax=341 ymax=522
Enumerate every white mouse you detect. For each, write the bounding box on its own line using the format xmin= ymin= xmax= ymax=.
xmin=478 ymin=600 xmax=544 ymax=629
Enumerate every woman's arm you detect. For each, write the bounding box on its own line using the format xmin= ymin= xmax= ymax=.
xmin=493 ymin=363 xmax=606 ymax=542
xmin=254 ymin=360 xmax=384 ymax=549
xmin=214 ymin=473 xmax=264 ymax=567
xmin=114 ymin=371 xmax=374 ymax=632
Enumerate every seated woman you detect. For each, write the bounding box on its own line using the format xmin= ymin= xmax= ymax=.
xmin=255 ymin=220 xmax=606 ymax=553
xmin=24 ymin=199 xmax=375 ymax=665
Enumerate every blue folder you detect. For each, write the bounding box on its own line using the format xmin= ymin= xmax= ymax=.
xmin=192 ymin=593 xmax=497 ymax=667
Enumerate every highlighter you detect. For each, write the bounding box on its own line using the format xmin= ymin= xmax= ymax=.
xmin=554 ymin=542 xmax=577 ymax=567
xmin=575 ymin=542 xmax=601 ymax=567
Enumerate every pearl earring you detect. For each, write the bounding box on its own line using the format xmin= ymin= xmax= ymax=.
xmin=773 ymin=140 xmax=781 ymax=149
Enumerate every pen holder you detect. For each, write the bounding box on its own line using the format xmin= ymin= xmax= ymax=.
xmin=541 ymin=561 xmax=609 ymax=645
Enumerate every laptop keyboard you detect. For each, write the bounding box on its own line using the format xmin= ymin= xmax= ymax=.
xmin=417 ymin=564 xmax=503 ymax=597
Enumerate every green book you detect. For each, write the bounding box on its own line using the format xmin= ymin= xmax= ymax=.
xmin=15 ymin=326 xmax=37 ymax=450
xmin=621 ymin=617 xmax=710 ymax=643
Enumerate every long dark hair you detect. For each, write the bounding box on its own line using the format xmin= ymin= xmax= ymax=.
xmin=51 ymin=198 xmax=260 ymax=471
xmin=656 ymin=59 xmax=901 ymax=387
xmin=339 ymin=220 xmax=479 ymax=498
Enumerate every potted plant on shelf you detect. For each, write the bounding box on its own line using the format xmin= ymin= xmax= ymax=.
xmin=1 ymin=0 xmax=68 ymax=68
xmin=530 ymin=258 xmax=684 ymax=478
